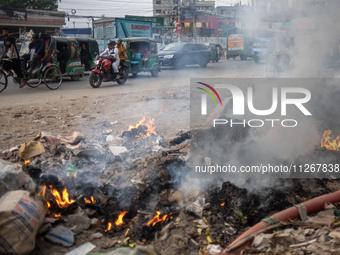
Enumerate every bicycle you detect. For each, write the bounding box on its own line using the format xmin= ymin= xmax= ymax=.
xmin=0 ymin=54 xmax=63 ymax=93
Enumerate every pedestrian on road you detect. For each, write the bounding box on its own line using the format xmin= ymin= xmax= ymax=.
xmin=80 ymin=43 xmax=92 ymax=71
xmin=0 ymin=27 xmax=25 ymax=87
xmin=56 ymin=44 xmax=69 ymax=74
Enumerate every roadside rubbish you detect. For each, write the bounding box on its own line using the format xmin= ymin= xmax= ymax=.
xmin=45 ymin=225 xmax=75 ymax=247
xmin=65 ymin=242 xmax=96 ymax=255
xmin=0 ymin=190 xmax=46 ymax=255
xmin=109 ymin=146 xmax=128 ymax=156
xmin=19 ymin=141 xmax=45 ymax=159
xmin=0 ymin=159 xmax=36 ymax=196
xmin=207 ymin=244 xmax=223 ymax=255
xmin=87 ymin=245 xmax=160 ymax=255
xmin=35 ymin=131 xmax=84 ymax=145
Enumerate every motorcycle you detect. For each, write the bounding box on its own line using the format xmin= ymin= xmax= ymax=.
xmin=89 ymin=56 xmax=128 ymax=88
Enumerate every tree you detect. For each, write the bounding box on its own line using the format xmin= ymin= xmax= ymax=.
xmin=0 ymin=0 xmax=59 ymax=11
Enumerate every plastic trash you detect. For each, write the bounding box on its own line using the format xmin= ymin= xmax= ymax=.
xmin=45 ymin=226 xmax=74 ymax=247
xmin=65 ymin=242 xmax=96 ymax=255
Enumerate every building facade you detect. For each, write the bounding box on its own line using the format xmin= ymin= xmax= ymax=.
xmin=0 ymin=8 xmax=65 ymax=37
xmin=195 ymin=0 xmax=215 ymax=14
xmin=153 ymin=0 xmax=180 ymax=25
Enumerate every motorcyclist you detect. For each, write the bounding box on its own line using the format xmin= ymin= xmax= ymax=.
xmin=115 ymin=38 xmax=127 ymax=73
xmin=99 ymin=39 xmax=119 ymax=74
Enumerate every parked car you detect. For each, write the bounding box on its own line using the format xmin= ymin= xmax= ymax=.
xmin=252 ymin=38 xmax=274 ymax=63
xmin=158 ymin=42 xmax=211 ymax=69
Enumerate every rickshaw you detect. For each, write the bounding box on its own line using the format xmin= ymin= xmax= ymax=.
xmin=73 ymin=37 xmax=99 ymax=71
xmin=19 ymin=36 xmax=84 ymax=82
xmin=1 ymin=35 xmax=63 ymax=92
xmin=122 ymin=37 xmax=160 ymax=77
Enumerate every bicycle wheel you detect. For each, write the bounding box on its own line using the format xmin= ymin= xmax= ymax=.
xmin=0 ymin=69 xmax=8 ymax=93
xmin=266 ymin=63 xmax=276 ymax=78
xmin=26 ymin=72 xmax=42 ymax=88
xmin=44 ymin=66 xmax=62 ymax=90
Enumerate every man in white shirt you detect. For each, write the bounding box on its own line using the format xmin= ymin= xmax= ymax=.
xmin=99 ymin=39 xmax=119 ymax=74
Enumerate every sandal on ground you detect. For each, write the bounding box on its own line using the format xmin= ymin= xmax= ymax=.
xmin=19 ymin=83 xmax=25 ymax=88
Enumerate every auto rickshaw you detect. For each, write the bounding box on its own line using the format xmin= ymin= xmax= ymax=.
xmin=122 ymin=37 xmax=160 ymax=77
xmin=72 ymin=37 xmax=99 ymax=71
xmin=19 ymin=36 xmax=84 ymax=81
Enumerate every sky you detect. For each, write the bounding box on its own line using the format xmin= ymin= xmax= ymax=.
xmin=59 ymin=0 xmax=243 ymax=28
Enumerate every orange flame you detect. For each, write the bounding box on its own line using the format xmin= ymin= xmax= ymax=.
xmin=124 ymin=115 xmax=157 ymax=137
xmin=321 ymin=130 xmax=340 ymax=151
xmin=220 ymin=202 xmax=225 ymax=206
xmin=50 ymin=188 xmax=75 ymax=209
xmin=55 ymin=214 xmax=61 ymax=218
xmin=159 ymin=104 xmax=163 ymax=116
xmin=105 ymin=222 xmax=112 ymax=232
xmin=47 ymin=201 xmax=51 ymax=208
xmin=84 ymin=197 xmax=96 ymax=204
xmin=147 ymin=211 xmax=168 ymax=227
xmin=115 ymin=211 xmax=128 ymax=226
xmin=24 ymin=159 xmax=30 ymax=167
xmin=38 ymin=185 xmax=47 ymax=196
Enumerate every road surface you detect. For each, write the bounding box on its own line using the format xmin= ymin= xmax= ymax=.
xmin=0 ymin=59 xmax=335 ymax=149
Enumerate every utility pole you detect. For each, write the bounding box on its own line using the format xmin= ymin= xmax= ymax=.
xmin=87 ymin=22 xmax=90 ymax=37
xmin=92 ymin=18 xmax=94 ymax=39
xmin=192 ymin=1 xmax=197 ymax=42
xmin=178 ymin=5 xmax=181 ymax=42
xmin=73 ymin=21 xmax=76 ymax=36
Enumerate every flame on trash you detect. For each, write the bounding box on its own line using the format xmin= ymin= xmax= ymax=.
xmin=38 ymin=185 xmax=47 ymax=196
xmin=105 ymin=222 xmax=112 ymax=232
xmin=124 ymin=115 xmax=157 ymax=137
xmin=50 ymin=188 xmax=75 ymax=209
xmin=147 ymin=211 xmax=168 ymax=227
xmin=220 ymin=202 xmax=225 ymax=206
xmin=55 ymin=214 xmax=61 ymax=218
xmin=24 ymin=159 xmax=30 ymax=167
xmin=321 ymin=130 xmax=340 ymax=151
xmin=84 ymin=197 xmax=96 ymax=204
xmin=115 ymin=211 xmax=128 ymax=226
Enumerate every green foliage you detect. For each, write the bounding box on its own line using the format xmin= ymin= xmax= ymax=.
xmin=233 ymin=209 xmax=247 ymax=222
xmin=0 ymin=0 xmax=58 ymax=11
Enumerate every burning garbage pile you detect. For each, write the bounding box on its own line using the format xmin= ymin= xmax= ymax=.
xmin=1 ymin=109 xmax=340 ymax=254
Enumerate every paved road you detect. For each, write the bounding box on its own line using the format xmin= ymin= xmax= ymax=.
xmin=1 ymin=59 xmax=265 ymax=98
xmin=0 ymin=58 xmax=338 ymax=149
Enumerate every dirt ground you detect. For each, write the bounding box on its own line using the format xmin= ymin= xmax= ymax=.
xmin=0 ymin=76 xmax=192 ymax=151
